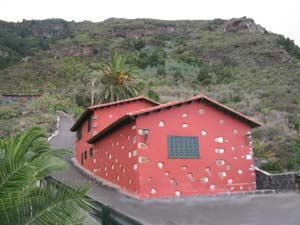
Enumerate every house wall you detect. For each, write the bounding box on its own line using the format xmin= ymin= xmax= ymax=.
xmin=92 ymin=121 xmax=140 ymax=194
xmin=75 ymin=99 xmax=155 ymax=171
xmin=75 ymin=118 xmax=93 ymax=170
xmin=135 ymin=101 xmax=256 ymax=198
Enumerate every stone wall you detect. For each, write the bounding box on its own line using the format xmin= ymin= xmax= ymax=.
xmin=255 ymin=167 xmax=300 ymax=191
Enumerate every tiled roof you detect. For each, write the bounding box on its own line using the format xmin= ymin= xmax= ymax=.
xmin=88 ymin=94 xmax=262 ymax=143
xmin=70 ymin=96 xmax=160 ymax=131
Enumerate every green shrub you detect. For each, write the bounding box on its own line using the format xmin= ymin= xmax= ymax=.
xmin=29 ymin=94 xmax=77 ymax=114
xmin=278 ymin=35 xmax=300 ymax=59
xmin=157 ymin=66 xmax=166 ymax=76
xmin=0 ymin=105 xmax=20 ymax=120
xmin=71 ymin=105 xmax=85 ymax=118
xmin=147 ymin=89 xmax=160 ymax=102
xmin=260 ymin=161 xmax=284 ymax=173
xmin=287 ymin=157 xmax=300 ymax=171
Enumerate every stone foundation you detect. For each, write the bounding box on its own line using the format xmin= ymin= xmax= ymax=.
xmin=255 ymin=167 xmax=300 ymax=191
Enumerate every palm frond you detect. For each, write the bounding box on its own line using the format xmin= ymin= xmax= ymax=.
xmin=0 ymin=127 xmax=93 ymax=225
xmin=98 ymin=52 xmax=141 ymax=103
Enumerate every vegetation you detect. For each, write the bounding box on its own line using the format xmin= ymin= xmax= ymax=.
xmin=1 ymin=17 xmax=300 ymax=172
xmin=260 ymin=161 xmax=284 ymax=173
xmin=98 ymin=53 xmax=141 ymax=103
xmin=278 ymin=35 xmax=300 ymax=60
xmin=0 ymin=95 xmax=84 ymax=137
xmin=0 ymin=127 xmax=92 ymax=225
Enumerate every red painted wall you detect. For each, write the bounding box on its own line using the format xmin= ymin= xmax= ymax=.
xmin=75 ymin=99 xmax=156 ymax=171
xmin=135 ymin=101 xmax=255 ymax=198
xmin=92 ymin=121 xmax=139 ymax=194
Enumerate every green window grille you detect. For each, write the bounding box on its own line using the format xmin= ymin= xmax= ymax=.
xmin=168 ymin=136 xmax=200 ymax=159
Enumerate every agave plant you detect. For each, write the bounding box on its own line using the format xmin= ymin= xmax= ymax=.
xmin=0 ymin=127 xmax=92 ymax=225
xmin=98 ymin=53 xmax=141 ymax=103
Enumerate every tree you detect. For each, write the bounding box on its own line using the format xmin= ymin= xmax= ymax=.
xmin=0 ymin=127 xmax=92 ymax=225
xmin=98 ymin=53 xmax=141 ymax=103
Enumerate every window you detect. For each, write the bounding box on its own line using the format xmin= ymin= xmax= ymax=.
xmin=84 ymin=150 xmax=87 ymax=160
xmin=90 ymin=148 xmax=94 ymax=157
xmin=77 ymin=128 xmax=82 ymax=141
xmin=87 ymin=115 xmax=92 ymax=132
xmin=168 ymin=136 xmax=200 ymax=159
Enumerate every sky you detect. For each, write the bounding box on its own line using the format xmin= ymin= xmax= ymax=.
xmin=1 ymin=0 xmax=300 ymax=45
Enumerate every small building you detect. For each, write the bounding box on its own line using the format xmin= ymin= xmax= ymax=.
xmin=71 ymin=94 xmax=261 ymax=199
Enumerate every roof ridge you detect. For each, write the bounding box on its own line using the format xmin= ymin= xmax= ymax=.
xmin=88 ymin=94 xmax=262 ymax=144
xmin=89 ymin=95 xmax=159 ymax=109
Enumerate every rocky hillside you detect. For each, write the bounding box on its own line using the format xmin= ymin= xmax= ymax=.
xmin=0 ymin=17 xmax=300 ymax=172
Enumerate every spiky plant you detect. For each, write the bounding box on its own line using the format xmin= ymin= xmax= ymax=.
xmin=0 ymin=127 xmax=92 ymax=225
xmin=98 ymin=53 xmax=140 ymax=103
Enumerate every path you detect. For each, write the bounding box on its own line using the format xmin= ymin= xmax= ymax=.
xmin=50 ymin=112 xmax=300 ymax=225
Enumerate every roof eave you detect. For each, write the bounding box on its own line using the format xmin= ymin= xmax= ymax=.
xmin=70 ymin=109 xmax=93 ymax=132
xmin=87 ymin=115 xmax=135 ymax=144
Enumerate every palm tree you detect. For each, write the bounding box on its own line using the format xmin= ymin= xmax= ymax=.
xmin=98 ymin=53 xmax=140 ymax=103
xmin=0 ymin=127 xmax=92 ymax=225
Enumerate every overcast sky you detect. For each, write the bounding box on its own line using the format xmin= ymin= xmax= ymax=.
xmin=2 ymin=0 xmax=300 ymax=45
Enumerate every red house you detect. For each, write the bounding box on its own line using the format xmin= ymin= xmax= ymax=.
xmin=71 ymin=94 xmax=261 ymax=199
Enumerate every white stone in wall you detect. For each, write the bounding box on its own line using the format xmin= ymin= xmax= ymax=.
xmin=182 ymin=123 xmax=188 ymax=128
xmin=157 ymin=162 xmax=164 ymax=169
xmin=200 ymin=177 xmax=209 ymax=183
xmin=215 ymin=137 xmax=224 ymax=143
xmin=198 ymin=109 xmax=205 ymax=115
xmin=150 ymin=188 xmax=157 ymax=194
xmin=175 ymin=191 xmax=181 ymax=196
xmin=246 ymin=154 xmax=252 ymax=160
xmin=132 ymin=150 xmax=138 ymax=157
xmin=133 ymin=164 xmax=138 ymax=170
xmin=215 ymin=148 xmax=225 ymax=154
xmin=209 ymin=184 xmax=215 ymax=191
xmin=201 ymin=130 xmax=207 ymax=136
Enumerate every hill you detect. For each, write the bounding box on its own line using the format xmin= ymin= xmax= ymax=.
xmin=0 ymin=17 xmax=300 ymax=172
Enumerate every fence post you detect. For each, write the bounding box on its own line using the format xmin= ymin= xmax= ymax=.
xmin=102 ymin=206 xmax=111 ymax=225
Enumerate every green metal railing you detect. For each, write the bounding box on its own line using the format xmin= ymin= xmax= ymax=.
xmin=47 ymin=176 xmax=143 ymax=225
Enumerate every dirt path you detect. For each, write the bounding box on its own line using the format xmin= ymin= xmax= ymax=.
xmin=50 ymin=112 xmax=300 ymax=225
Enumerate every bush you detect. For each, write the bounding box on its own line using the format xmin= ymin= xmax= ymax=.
xmin=0 ymin=105 xmax=20 ymax=120
xmin=287 ymin=157 xmax=300 ymax=171
xmin=29 ymin=94 xmax=77 ymax=114
xmin=147 ymin=89 xmax=160 ymax=102
xmin=157 ymin=66 xmax=166 ymax=76
xmin=196 ymin=63 xmax=234 ymax=85
xmin=260 ymin=161 xmax=284 ymax=173
xmin=129 ymin=47 xmax=167 ymax=69
xmin=278 ymin=35 xmax=300 ymax=59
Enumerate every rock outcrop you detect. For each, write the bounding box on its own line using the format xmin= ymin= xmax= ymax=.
xmin=208 ymin=17 xmax=267 ymax=33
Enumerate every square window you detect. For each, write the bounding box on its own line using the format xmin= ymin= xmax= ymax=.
xmin=168 ymin=136 xmax=200 ymax=159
